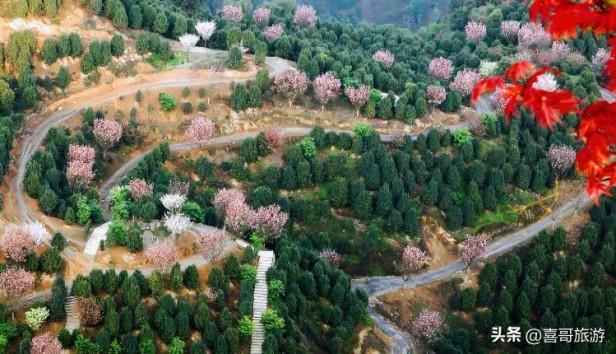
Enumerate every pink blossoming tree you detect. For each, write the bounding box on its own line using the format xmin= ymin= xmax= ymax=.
xmin=31 ymin=333 xmax=62 ymax=354
xmin=93 ymin=119 xmax=122 ymax=157
xmin=459 ymin=234 xmax=488 ymax=267
xmin=145 ymin=241 xmax=179 ymax=273
xmin=273 ymin=69 xmax=309 ymax=107
xmin=592 ymin=48 xmax=610 ymax=70
xmin=129 ymin=178 xmax=154 ymax=199
xmin=213 ymin=188 xmax=246 ymax=216
xmin=196 ymin=230 xmax=228 ymax=262
xmin=0 ymin=267 xmax=35 ymax=296
xmin=429 ymin=57 xmax=454 ymax=81
xmin=500 ymin=20 xmax=521 ymax=41
xmin=253 ymin=7 xmax=271 ymax=28
xmin=345 ymin=85 xmax=371 ymax=116
xmin=1 ymin=225 xmax=35 ymax=262
xmin=400 ymin=245 xmax=427 ymax=278
xmin=465 ymin=22 xmax=487 ymax=43
xmin=411 ymin=309 xmax=445 ymax=342
xmin=67 ymin=144 xmax=96 ymax=189
xmin=76 ymin=297 xmax=102 ymax=326
xmin=426 ymin=85 xmax=447 ymax=106
xmin=185 ymin=117 xmax=215 ymax=147
xmin=293 ymin=5 xmax=317 ymax=28
xmin=224 ymin=200 xmax=255 ymax=233
xmin=373 ymin=50 xmax=394 ymax=68
xmin=251 ymin=204 xmax=288 ymax=239
xmin=548 ymin=144 xmax=577 ymax=176
xmin=264 ymin=128 xmax=284 ymax=149
xmin=264 ymin=24 xmax=284 ymax=41
xmin=319 ymin=249 xmax=341 ymax=268
xmin=450 ymin=69 xmax=481 ymax=97
xmin=518 ymin=22 xmax=551 ymax=48
xmin=222 ymin=5 xmax=243 ymax=23
xmin=313 ymin=72 xmax=342 ymax=111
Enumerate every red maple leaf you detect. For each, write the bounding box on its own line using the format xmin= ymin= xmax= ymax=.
xmin=470 ymin=77 xmax=504 ymax=105
xmin=504 ymin=61 xmax=537 ymax=82
xmin=521 ymin=88 xmax=579 ymax=129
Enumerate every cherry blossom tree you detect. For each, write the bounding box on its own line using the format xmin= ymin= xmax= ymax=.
xmin=213 ymin=188 xmax=246 ymax=216
xmin=411 ymin=309 xmax=445 ymax=342
xmin=185 ymin=117 xmax=215 ymax=147
xmin=196 ymin=230 xmax=228 ymax=262
xmin=253 ymin=7 xmax=271 ymax=28
xmin=195 ymin=21 xmax=216 ymax=47
xmin=518 ymin=22 xmax=551 ymax=48
xmin=548 ymin=145 xmax=577 ymax=176
xmin=163 ymin=212 xmax=192 ymax=237
xmin=25 ymin=221 xmax=51 ymax=245
xmin=222 ymin=5 xmax=243 ymax=23
xmin=31 ymin=333 xmax=62 ymax=354
xmin=67 ymin=144 xmax=95 ymax=188
xmin=273 ymin=69 xmax=309 ymax=107
xmin=459 ymin=234 xmax=488 ymax=267
xmin=313 ymin=72 xmax=341 ymax=111
xmin=551 ymin=41 xmax=571 ymax=60
xmin=345 ymin=85 xmax=371 ymax=116
xmin=168 ymin=179 xmax=190 ymax=196
xmin=293 ymin=5 xmax=317 ymax=28
xmin=1 ymin=225 xmax=35 ymax=262
xmin=264 ymin=128 xmax=284 ymax=149
xmin=429 ymin=57 xmax=454 ymax=81
xmin=224 ymin=200 xmax=255 ymax=233
xmin=319 ymin=249 xmax=341 ymax=268
xmin=145 ymin=241 xmax=179 ymax=272
xmin=161 ymin=193 xmax=186 ymax=212
xmin=399 ymin=245 xmax=427 ymax=278
xmin=450 ymin=69 xmax=481 ymax=96
xmin=129 ymin=178 xmax=154 ymax=199
xmin=75 ymin=297 xmax=102 ymax=326
xmin=250 ymin=204 xmax=288 ymax=239
xmin=592 ymin=48 xmax=610 ymax=71
xmin=465 ymin=21 xmax=487 ymax=43
xmin=0 ymin=267 xmax=35 ymax=296
xmin=179 ymin=33 xmax=199 ymax=62
xmin=264 ymin=24 xmax=284 ymax=41
xmin=372 ymin=50 xmax=394 ymax=68
xmin=426 ymin=85 xmax=447 ymax=106
xmin=93 ymin=119 xmax=122 ymax=157
xmin=500 ymin=20 xmax=521 ymax=41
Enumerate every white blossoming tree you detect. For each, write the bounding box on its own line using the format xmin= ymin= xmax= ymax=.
xmin=163 ymin=213 xmax=192 ymax=238
xmin=195 ymin=21 xmax=216 ymax=47
xmin=179 ymin=33 xmax=199 ymax=62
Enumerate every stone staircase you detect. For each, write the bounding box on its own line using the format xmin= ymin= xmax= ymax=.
xmin=64 ymin=296 xmax=79 ymax=331
xmin=250 ymin=250 xmax=275 ymax=354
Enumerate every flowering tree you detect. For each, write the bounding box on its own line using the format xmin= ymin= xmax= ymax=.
xmin=25 ymin=222 xmax=51 ymax=245
xmin=179 ymin=33 xmax=199 ymax=61
xmin=450 ymin=69 xmax=481 ymax=96
xmin=273 ymin=69 xmax=309 ymax=107
xmin=429 ymin=57 xmax=453 ymax=81
xmin=185 ymin=117 xmax=215 ymax=147
xmin=161 ymin=193 xmax=186 ymax=212
xmin=459 ymin=234 xmax=488 ymax=267
xmin=31 ymin=333 xmax=62 ymax=354
xmin=500 ymin=20 xmax=521 ymax=41
xmin=264 ymin=24 xmax=284 ymax=42
xmin=224 ymin=200 xmax=255 ymax=233
xmin=548 ymin=145 xmax=577 ymax=176
xmin=0 ymin=267 xmax=35 ymax=296
xmin=195 ymin=21 xmax=216 ymax=47
xmin=517 ymin=22 xmax=551 ymax=48
xmin=264 ymin=128 xmax=284 ymax=149
xmin=592 ymin=48 xmax=610 ymax=71
xmin=168 ymin=179 xmax=190 ymax=196
xmin=293 ymin=5 xmax=317 ymax=28
xmin=313 ymin=72 xmax=341 ymax=111
xmin=479 ymin=61 xmax=498 ymax=77
xmin=222 ymin=5 xmax=243 ymax=23
xmin=345 ymin=85 xmax=371 ymax=116
xmin=319 ymin=249 xmax=341 ymax=268
xmin=76 ymin=297 xmax=102 ymax=326
xmin=163 ymin=212 xmax=192 ymax=237
xmin=465 ymin=21 xmax=487 ymax=43
xmin=551 ymin=41 xmax=571 ymax=60
xmin=253 ymin=7 xmax=271 ymax=28
xmin=67 ymin=144 xmax=95 ymax=188
xmin=93 ymin=119 xmax=122 ymax=157
xmin=426 ymin=85 xmax=447 ymax=106
xmin=213 ymin=188 xmax=246 ymax=215
xmin=1 ymin=225 xmax=35 ymax=262
xmin=196 ymin=230 xmax=228 ymax=262
xmin=145 ymin=241 xmax=179 ymax=272
xmin=251 ymin=204 xmax=288 ymax=239
xmin=372 ymin=50 xmax=394 ymax=68
xmin=129 ymin=178 xmax=153 ymax=199
xmin=532 ymin=72 xmax=559 ymax=92
xmin=25 ymin=306 xmax=49 ymax=330
xmin=399 ymin=245 xmax=427 ymax=278
xmin=411 ymin=309 xmax=445 ymax=342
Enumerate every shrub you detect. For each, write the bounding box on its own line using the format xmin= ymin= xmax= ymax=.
xmin=159 ymin=93 xmax=177 ymax=112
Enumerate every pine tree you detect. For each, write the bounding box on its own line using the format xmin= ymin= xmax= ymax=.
xmin=375 ymin=184 xmax=393 ymax=216
xmin=170 ymin=263 xmax=184 ymax=292
xmin=56 ymin=66 xmax=70 ymax=89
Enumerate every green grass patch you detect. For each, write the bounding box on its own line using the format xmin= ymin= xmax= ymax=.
xmin=149 ymin=52 xmax=186 ymax=69
xmin=470 ymin=189 xmax=536 ymax=233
